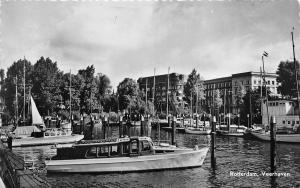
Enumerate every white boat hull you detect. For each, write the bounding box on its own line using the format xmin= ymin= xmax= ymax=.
xmin=250 ymin=132 xmax=300 ymax=143
xmin=185 ymin=128 xmax=211 ymax=135
xmin=12 ymin=134 xmax=84 ymax=147
xmin=46 ymin=147 xmax=209 ymax=173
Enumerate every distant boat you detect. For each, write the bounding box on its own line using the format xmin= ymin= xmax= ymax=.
xmin=12 ymin=96 xmax=84 ymax=147
xmin=217 ymin=124 xmax=247 ymax=137
xmin=248 ymin=131 xmax=300 ymax=144
xmin=185 ymin=125 xmax=211 ymax=135
xmin=46 ymin=136 xmax=209 ymax=173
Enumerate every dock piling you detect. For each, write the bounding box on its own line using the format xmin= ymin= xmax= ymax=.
xmin=211 ymin=116 xmax=216 ymax=168
xmin=270 ymin=116 xmax=276 ymax=173
xmin=140 ymin=115 xmax=144 ymax=136
xmin=171 ymin=116 xmax=176 ymax=145
xmin=119 ymin=116 xmax=123 ymax=138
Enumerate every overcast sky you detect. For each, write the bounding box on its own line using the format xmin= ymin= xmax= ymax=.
xmin=1 ymin=0 xmax=300 ymax=89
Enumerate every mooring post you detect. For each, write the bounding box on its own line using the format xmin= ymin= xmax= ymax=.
xmin=171 ymin=116 xmax=176 ymax=145
xmin=270 ymin=116 xmax=276 ymax=173
xmin=7 ymin=135 xmax=12 ymax=150
xmin=103 ymin=116 xmax=108 ymax=139
xmin=211 ymin=116 xmax=216 ymax=168
xmin=140 ymin=115 xmax=145 ymax=136
xmin=196 ymin=114 xmax=198 ymax=128
xmin=119 ymin=115 xmax=123 ymax=138
xmin=90 ymin=115 xmax=94 ymax=140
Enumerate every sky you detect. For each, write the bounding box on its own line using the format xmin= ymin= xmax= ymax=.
xmin=1 ymin=0 xmax=300 ymax=89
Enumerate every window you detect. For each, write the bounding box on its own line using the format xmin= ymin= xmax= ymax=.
xmin=110 ymin=145 xmax=118 ymax=156
xmin=131 ymin=140 xmax=138 ymax=153
xmin=123 ymin=143 xmax=130 ymax=154
xmin=288 ymin=121 xmax=291 ymax=124
xmin=254 ymin=80 xmax=257 ymax=84
xmin=141 ymin=141 xmax=151 ymax=152
xmin=258 ymin=80 xmax=261 ymax=85
xmin=297 ymin=121 xmax=299 ymax=124
xmin=98 ymin=146 xmax=109 ymax=157
xmin=241 ymin=81 xmax=244 ymax=85
xmin=247 ymin=80 xmax=250 ymax=85
xmin=283 ymin=120 xmax=285 ymax=124
xmin=268 ymin=80 xmax=270 ymax=85
xmin=86 ymin=147 xmax=97 ymax=158
xmin=272 ymin=81 xmax=275 ymax=85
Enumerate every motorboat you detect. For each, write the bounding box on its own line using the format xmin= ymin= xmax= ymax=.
xmin=217 ymin=124 xmax=247 ymax=137
xmin=46 ymin=136 xmax=209 ymax=173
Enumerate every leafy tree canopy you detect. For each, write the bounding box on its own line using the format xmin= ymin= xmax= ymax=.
xmin=276 ymin=60 xmax=300 ymax=98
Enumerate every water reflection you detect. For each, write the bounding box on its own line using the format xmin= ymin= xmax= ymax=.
xmin=12 ymin=125 xmax=300 ymax=187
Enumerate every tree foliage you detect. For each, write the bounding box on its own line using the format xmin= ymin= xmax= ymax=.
xmin=276 ymin=60 xmax=300 ymax=98
xmin=183 ymin=69 xmax=205 ymax=112
xmin=3 ymin=58 xmax=33 ymax=118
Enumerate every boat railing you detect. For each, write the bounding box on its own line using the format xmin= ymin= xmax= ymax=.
xmin=152 ymin=140 xmax=172 ymax=146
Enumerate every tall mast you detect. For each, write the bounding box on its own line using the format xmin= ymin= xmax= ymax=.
xmin=260 ymin=67 xmax=263 ymax=120
xmin=262 ymin=54 xmax=269 ymax=126
xmin=166 ymin=67 xmax=170 ymax=117
xmin=145 ymin=78 xmax=148 ymax=108
xmin=23 ymin=58 xmax=26 ymax=124
xmin=70 ymin=69 xmax=72 ymax=121
xmin=153 ymin=68 xmax=156 ymax=114
xmin=291 ymin=27 xmax=300 ymax=122
xmin=224 ymin=88 xmax=226 ymax=124
xmin=15 ymin=76 xmax=18 ymax=127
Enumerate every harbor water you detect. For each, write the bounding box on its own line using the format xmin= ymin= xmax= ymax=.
xmin=13 ymin=125 xmax=300 ymax=188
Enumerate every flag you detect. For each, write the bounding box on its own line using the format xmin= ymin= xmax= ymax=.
xmin=263 ymin=51 xmax=268 ymax=57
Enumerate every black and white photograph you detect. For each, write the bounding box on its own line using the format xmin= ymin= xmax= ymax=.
xmin=0 ymin=0 xmax=300 ymax=187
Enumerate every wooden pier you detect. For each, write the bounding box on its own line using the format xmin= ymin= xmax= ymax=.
xmin=0 ymin=140 xmax=51 ymax=188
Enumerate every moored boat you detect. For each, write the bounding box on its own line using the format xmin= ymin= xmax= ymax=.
xmin=217 ymin=125 xmax=247 ymax=137
xmin=184 ymin=126 xmax=211 ymax=135
xmin=248 ymin=131 xmax=300 ymax=143
xmin=11 ymin=96 xmax=84 ymax=147
xmin=12 ymin=128 xmax=84 ymax=147
xmin=46 ymin=136 xmax=209 ymax=173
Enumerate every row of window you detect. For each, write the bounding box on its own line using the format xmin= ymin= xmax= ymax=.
xmin=269 ymin=102 xmax=293 ymax=106
xmin=253 ymin=80 xmax=276 ymax=85
xmin=206 ymin=82 xmax=231 ymax=89
xmin=282 ymin=120 xmax=299 ymax=125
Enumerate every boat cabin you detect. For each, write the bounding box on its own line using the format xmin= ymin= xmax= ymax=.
xmin=53 ymin=137 xmax=155 ymax=160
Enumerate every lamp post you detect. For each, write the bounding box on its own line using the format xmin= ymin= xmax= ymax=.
xmin=237 ymin=114 xmax=240 ymax=128
xmin=247 ymin=114 xmax=250 ymax=128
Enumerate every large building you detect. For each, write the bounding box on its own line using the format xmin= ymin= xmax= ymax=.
xmin=262 ymin=100 xmax=299 ymax=129
xmin=137 ymin=73 xmax=186 ymax=114
xmin=204 ymin=71 xmax=279 ymax=114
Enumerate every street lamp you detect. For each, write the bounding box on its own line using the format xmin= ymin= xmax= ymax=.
xmin=247 ymin=114 xmax=250 ymax=128
xmin=237 ymin=114 xmax=240 ymax=128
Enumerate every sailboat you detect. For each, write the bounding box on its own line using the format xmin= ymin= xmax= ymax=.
xmin=248 ymin=28 xmax=300 ymax=144
xmin=12 ymin=96 xmax=84 ymax=147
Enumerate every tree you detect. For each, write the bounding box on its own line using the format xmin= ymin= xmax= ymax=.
xmin=30 ymin=57 xmax=63 ymax=116
xmin=77 ymin=65 xmax=99 ymax=114
xmin=183 ymin=69 xmax=205 ymax=113
xmin=117 ymin=78 xmax=139 ymax=111
xmin=276 ymin=60 xmax=300 ymax=98
xmin=242 ymin=86 xmax=272 ymax=124
xmin=3 ymin=58 xmax=33 ymax=119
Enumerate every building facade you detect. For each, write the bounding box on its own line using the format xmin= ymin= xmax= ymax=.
xmin=262 ymin=100 xmax=299 ymax=129
xmin=204 ymin=71 xmax=279 ymax=114
xmin=137 ymin=73 xmax=186 ymax=115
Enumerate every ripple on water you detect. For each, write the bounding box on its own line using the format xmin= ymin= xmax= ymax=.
xmin=13 ymin=128 xmax=300 ymax=188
